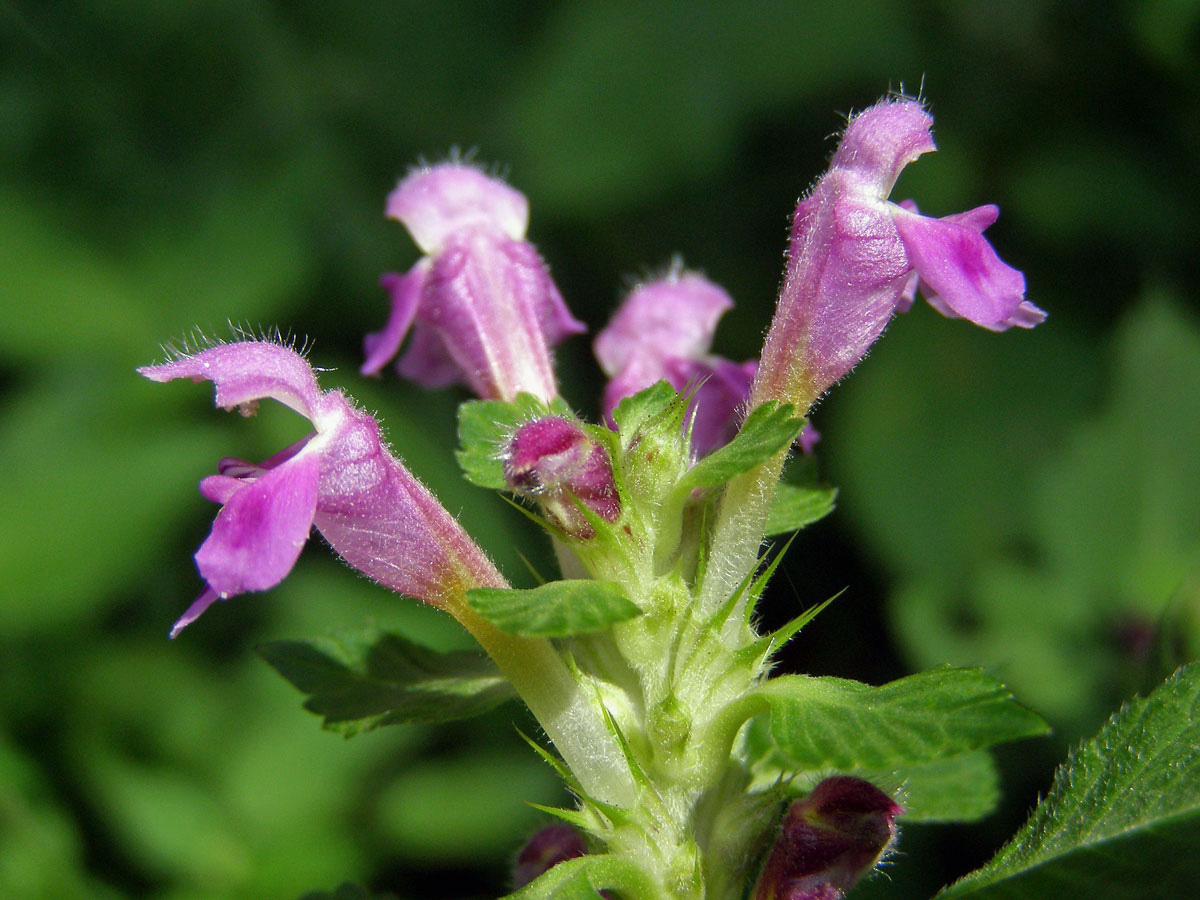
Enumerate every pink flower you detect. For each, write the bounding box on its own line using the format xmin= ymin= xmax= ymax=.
xmin=362 ymin=163 xmax=585 ymax=402
xmin=140 ymin=341 xmax=504 ymax=637
xmin=754 ymin=99 xmax=1045 ymax=410
xmin=594 ymin=268 xmax=757 ymax=456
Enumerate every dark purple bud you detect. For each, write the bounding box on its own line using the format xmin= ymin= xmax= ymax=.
xmin=504 ymin=416 xmax=620 ymax=538
xmin=512 ymin=824 xmax=589 ymax=889
xmin=754 ymin=777 xmax=903 ymax=900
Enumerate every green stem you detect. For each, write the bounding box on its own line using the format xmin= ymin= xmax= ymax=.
xmin=452 ymin=600 xmax=637 ymax=807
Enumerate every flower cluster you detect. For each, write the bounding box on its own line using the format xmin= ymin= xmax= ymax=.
xmin=143 ymin=96 xmax=1040 ymax=900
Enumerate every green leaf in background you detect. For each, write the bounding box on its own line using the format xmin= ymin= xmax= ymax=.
xmin=682 ymin=402 xmax=804 ymax=489
xmin=758 ymin=667 xmax=1048 ymax=772
xmin=456 ymin=393 xmax=570 ymax=489
xmin=937 ymin=663 xmax=1200 ymax=899
xmin=886 ymin=297 xmax=1200 ymax=731
xmin=764 ymin=481 xmax=838 ymax=536
xmin=467 ymin=581 xmax=642 ymax=637
xmin=258 ymin=629 xmax=515 ymax=734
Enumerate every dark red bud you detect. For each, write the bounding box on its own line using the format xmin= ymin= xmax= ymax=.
xmin=754 ymin=777 xmax=903 ymax=900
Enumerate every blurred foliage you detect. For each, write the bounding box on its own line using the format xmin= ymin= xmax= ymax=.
xmin=2 ymin=1 xmax=1199 ymax=899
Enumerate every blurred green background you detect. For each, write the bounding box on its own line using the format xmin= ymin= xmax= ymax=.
xmin=2 ymin=1 xmax=1198 ymax=898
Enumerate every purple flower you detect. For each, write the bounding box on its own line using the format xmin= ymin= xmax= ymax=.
xmin=754 ymin=777 xmax=903 ymax=900
xmin=754 ymin=99 xmax=1045 ymax=410
xmin=140 ymin=341 xmax=505 ymax=637
xmin=504 ymin=416 xmax=620 ymax=539
xmin=362 ymin=163 xmax=585 ymax=402
xmin=594 ymin=268 xmax=757 ymax=456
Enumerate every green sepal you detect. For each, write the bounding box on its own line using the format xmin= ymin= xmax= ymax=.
xmin=466 ymin=581 xmax=643 ymax=637
xmin=757 ymin=666 xmax=1049 ymax=772
xmin=734 ymin=593 xmax=839 ymax=667
xmin=681 ymin=402 xmax=805 ymax=489
xmin=938 ymin=663 xmax=1200 ymax=899
xmin=258 ymin=629 xmax=514 ymax=735
xmin=611 ymin=380 xmax=685 ymax=440
xmin=525 ymin=802 xmax=592 ymax=830
xmin=456 ymin=392 xmax=572 ymax=489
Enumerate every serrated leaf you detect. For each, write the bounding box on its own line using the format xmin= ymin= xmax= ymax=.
xmin=764 ymin=482 xmax=838 ymax=536
xmin=258 ymin=629 xmax=515 ymax=734
xmin=758 ymin=667 xmax=1048 ymax=772
xmin=467 ymin=581 xmax=642 ymax=637
xmin=455 ymin=393 xmax=569 ymax=489
xmin=938 ymin=663 xmax=1200 ymax=899
xmin=683 ymin=402 xmax=804 ymax=489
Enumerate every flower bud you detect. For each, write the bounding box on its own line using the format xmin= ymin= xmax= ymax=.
xmin=512 ymin=824 xmax=589 ymax=890
xmin=504 ymin=416 xmax=620 ymax=538
xmin=754 ymin=777 xmax=902 ymax=900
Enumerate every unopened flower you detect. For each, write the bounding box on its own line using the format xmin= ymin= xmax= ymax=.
xmin=362 ymin=163 xmax=585 ymax=402
xmin=594 ymin=268 xmax=757 ymax=456
xmin=754 ymin=777 xmax=903 ymax=900
xmin=754 ymin=99 xmax=1045 ymax=411
xmin=512 ymin=824 xmax=589 ymax=890
xmin=140 ymin=341 xmax=504 ymax=636
xmin=504 ymin=416 xmax=619 ymax=539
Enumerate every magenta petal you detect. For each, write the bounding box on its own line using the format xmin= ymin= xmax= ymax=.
xmin=169 ymin=586 xmax=221 ymax=639
xmin=387 ymin=163 xmax=529 ymax=252
xmin=595 ymin=273 xmax=734 ymax=376
xmin=138 ymin=342 xmax=323 ymax=419
xmin=362 ymin=266 xmax=427 ymax=376
xmin=194 ymin=451 xmax=320 ymax=598
xmin=199 ymin=474 xmax=244 ymax=505
xmin=893 ymin=210 xmax=1028 ymax=329
xmin=831 ymin=100 xmax=936 ymax=193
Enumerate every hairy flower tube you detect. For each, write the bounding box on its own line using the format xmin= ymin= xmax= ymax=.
xmin=139 ymin=340 xmax=507 ymax=635
xmin=595 ymin=268 xmax=757 ymax=456
xmin=752 ymin=98 xmax=1045 ymax=412
xmin=141 ymin=339 xmax=636 ymax=806
xmin=362 ymin=163 xmax=585 ymax=402
xmin=753 ymin=777 xmax=903 ymax=900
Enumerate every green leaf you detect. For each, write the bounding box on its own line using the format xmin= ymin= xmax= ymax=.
xmin=258 ymin=629 xmax=515 ymax=735
xmin=871 ymin=751 xmax=1000 ymax=824
xmin=683 ymin=402 xmax=804 ymax=489
xmin=938 ymin=663 xmax=1200 ymax=899
xmin=764 ymin=482 xmax=838 ymax=536
xmin=455 ymin=393 xmax=569 ymax=489
xmin=467 ymin=581 xmax=642 ymax=637
xmin=758 ymin=667 xmax=1048 ymax=772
